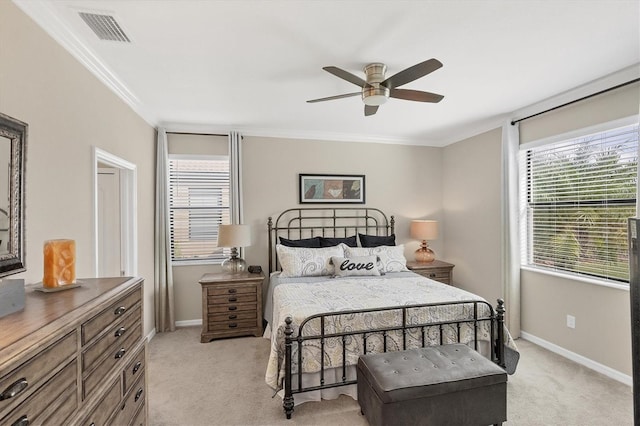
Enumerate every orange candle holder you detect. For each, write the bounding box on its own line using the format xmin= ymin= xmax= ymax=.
xmin=43 ymin=239 xmax=76 ymax=288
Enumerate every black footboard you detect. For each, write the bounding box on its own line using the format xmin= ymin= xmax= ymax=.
xmin=282 ymin=299 xmax=506 ymax=419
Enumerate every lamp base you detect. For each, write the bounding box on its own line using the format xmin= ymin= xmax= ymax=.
xmin=415 ymin=241 xmax=435 ymax=263
xmin=221 ymin=254 xmax=247 ymax=273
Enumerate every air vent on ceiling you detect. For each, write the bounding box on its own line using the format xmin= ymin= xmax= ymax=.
xmin=79 ymin=12 xmax=130 ymax=42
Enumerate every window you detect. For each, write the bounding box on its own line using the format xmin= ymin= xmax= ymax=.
xmin=521 ymin=122 xmax=639 ymax=283
xmin=169 ymin=156 xmax=230 ymax=263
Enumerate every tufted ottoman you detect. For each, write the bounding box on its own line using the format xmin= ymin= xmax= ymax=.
xmin=357 ymin=344 xmax=507 ymax=426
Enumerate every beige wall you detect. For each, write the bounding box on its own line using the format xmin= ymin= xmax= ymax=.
xmin=442 ymin=83 xmax=639 ymax=376
xmin=442 ymin=128 xmax=503 ymax=304
xmin=172 ymin=136 xmax=443 ymax=322
xmin=1 ymin=2 xmax=156 ymax=334
xmin=517 ymin=83 xmax=639 ymax=375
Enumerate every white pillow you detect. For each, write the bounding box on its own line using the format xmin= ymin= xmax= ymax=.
xmin=344 ymin=244 xmax=408 ymax=273
xmin=330 ymin=256 xmax=381 ymax=277
xmin=276 ymin=244 xmax=344 ymax=277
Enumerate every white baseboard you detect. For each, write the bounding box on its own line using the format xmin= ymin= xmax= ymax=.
xmin=520 ymin=331 xmax=632 ymax=386
xmin=146 ymin=328 xmax=156 ymax=342
xmin=175 ymin=319 xmax=202 ymax=327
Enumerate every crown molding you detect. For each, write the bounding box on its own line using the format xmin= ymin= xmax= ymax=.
xmin=13 ymin=0 xmax=158 ymax=127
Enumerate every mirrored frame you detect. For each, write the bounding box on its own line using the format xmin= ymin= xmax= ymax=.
xmin=0 ymin=112 xmax=26 ymax=277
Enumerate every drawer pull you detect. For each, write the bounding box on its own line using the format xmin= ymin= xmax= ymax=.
xmin=228 ymin=289 xmax=237 ymax=294
xmin=0 ymin=378 xmax=28 ymax=401
xmin=228 ymin=323 xmax=238 ymax=328
xmin=114 ymin=327 xmax=126 ymax=337
xmin=228 ymin=306 xmax=237 ymax=311
xmin=228 ymin=314 xmax=237 ymax=320
xmin=11 ymin=415 xmax=29 ymax=426
xmin=134 ymin=388 xmax=144 ymax=402
xmin=429 ymin=273 xmax=436 ymax=278
xmin=114 ymin=306 xmax=127 ymax=316
xmin=228 ymin=297 xmax=237 ymax=302
xmin=132 ymin=361 xmax=142 ymax=375
xmin=89 ymin=423 xmax=95 ymax=426
xmin=115 ymin=348 xmax=126 ymax=359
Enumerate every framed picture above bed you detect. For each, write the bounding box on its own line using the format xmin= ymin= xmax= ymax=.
xmin=299 ymin=174 xmax=365 ymax=204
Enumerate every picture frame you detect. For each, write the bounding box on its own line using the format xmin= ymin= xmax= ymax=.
xmin=299 ymin=174 xmax=365 ymax=204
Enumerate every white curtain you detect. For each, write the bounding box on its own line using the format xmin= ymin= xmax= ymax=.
xmin=229 ymin=131 xmax=243 ymax=225
xmin=501 ymin=121 xmax=521 ymax=338
xmin=154 ymin=128 xmax=175 ymax=332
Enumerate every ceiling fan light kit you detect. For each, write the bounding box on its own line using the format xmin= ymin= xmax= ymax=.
xmin=307 ymin=58 xmax=444 ymax=116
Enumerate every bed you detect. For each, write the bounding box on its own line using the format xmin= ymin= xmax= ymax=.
xmin=263 ymin=207 xmax=516 ymax=419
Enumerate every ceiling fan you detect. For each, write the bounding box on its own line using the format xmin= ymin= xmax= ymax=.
xmin=307 ymin=58 xmax=444 ymax=116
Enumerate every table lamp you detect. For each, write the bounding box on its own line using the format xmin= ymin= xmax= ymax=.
xmin=410 ymin=220 xmax=438 ymax=263
xmin=217 ymin=224 xmax=251 ymax=273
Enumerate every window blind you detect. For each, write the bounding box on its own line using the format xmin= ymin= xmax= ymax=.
xmin=523 ymin=123 xmax=639 ymax=283
xmin=169 ymin=157 xmax=230 ymax=262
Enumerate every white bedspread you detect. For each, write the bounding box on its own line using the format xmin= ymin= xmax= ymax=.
xmin=265 ymin=274 xmax=515 ymax=390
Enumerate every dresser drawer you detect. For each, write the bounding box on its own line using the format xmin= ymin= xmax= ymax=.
xmin=83 ymin=321 xmax=142 ymax=399
xmin=123 ymin=344 xmax=145 ymax=396
xmin=112 ymin=374 xmax=145 ymax=426
xmin=208 ymin=301 xmax=256 ymax=314
xmin=80 ymin=376 xmax=121 ymax=426
xmin=82 ymin=287 xmax=142 ymax=345
xmin=83 ymin=306 xmax=141 ymax=371
xmin=130 ymin=403 xmax=145 ymax=426
xmin=1 ymin=359 xmax=77 ymax=426
xmin=0 ymin=331 xmax=76 ymax=413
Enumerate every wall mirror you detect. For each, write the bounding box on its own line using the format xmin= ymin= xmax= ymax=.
xmin=0 ymin=112 xmax=26 ymax=277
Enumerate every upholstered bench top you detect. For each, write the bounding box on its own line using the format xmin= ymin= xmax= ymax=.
xmin=357 ymin=344 xmax=507 ymax=404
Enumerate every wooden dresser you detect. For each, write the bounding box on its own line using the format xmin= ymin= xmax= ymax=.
xmin=199 ymin=271 xmax=264 ymax=343
xmin=0 ymin=277 xmax=147 ymax=426
xmin=406 ymin=260 xmax=455 ymax=285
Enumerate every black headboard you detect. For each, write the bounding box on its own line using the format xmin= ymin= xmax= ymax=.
xmin=267 ymin=207 xmax=394 ymax=274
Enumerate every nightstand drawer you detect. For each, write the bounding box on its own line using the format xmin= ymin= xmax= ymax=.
xmin=208 ymin=285 xmax=256 ymax=296
xmin=209 ymin=319 xmax=257 ymax=332
xmin=415 ymin=269 xmax=450 ymax=280
xmin=209 ymin=310 xmax=257 ymax=322
xmin=209 ymin=301 xmax=256 ymax=314
xmin=406 ymin=260 xmax=454 ymax=285
xmin=209 ymin=293 xmax=256 ymax=305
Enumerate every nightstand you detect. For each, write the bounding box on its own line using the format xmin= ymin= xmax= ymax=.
xmin=406 ymin=260 xmax=455 ymax=285
xmin=198 ymin=271 xmax=264 ymax=343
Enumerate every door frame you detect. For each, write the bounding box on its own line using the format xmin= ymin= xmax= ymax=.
xmin=92 ymin=147 xmax=137 ymax=277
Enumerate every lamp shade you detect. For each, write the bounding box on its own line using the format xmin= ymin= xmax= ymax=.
xmin=217 ymin=224 xmax=251 ymax=248
xmin=410 ymin=220 xmax=438 ymax=241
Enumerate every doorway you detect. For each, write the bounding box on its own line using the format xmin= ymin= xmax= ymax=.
xmin=92 ymin=147 xmax=137 ymax=277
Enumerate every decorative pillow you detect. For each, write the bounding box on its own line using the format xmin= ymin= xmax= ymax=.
xmin=276 ymin=244 xmax=344 ymax=277
xmin=359 ymin=233 xmax=396 ymax=247
xmin=320 ymin=235 xmax=358 ymax=247
xmin=344 ymin=244 xmax=408 ymax=273
xmin=330 ymin=256 xmax=380 ymax=277
xmin=279 ymin=236 xmax=321 ymax=248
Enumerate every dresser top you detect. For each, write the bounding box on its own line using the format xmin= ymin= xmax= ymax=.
xmin=0 ymin=277 xmax=142 ymax=362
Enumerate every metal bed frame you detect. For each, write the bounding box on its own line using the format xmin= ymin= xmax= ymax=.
xmin=267 ymin=207 xmax=506 ymax=419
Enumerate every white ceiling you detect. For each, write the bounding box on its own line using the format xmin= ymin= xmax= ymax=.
xmin=15 ymin=0 xmax=640 ymax=146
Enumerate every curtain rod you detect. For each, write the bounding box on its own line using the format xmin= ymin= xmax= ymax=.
xmin=166 ymin=131 xmax=228 ymax=137
xmin=511 ymin=78 xmax=640 ymax=126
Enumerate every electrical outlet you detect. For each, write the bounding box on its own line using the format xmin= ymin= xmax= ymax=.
xmin=566 ymin=315 xmax=576 ymax=329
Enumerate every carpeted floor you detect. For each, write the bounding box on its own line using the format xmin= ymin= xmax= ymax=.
xmin=148 ymin=327 xmax=633 ymax=425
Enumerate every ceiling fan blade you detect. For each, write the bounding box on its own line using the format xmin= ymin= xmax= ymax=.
xmin=307 ymin=92 xmax=361 ymax=103
xmin=382 ymin=58 xmax=443 ymax=89
xmin=323 ymin=66 xmax=368 ymax=88
xmin=364 ymin=105 xmax=379 ymax=116
xmin=390 ymin=89 xmax=444 ymax=103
